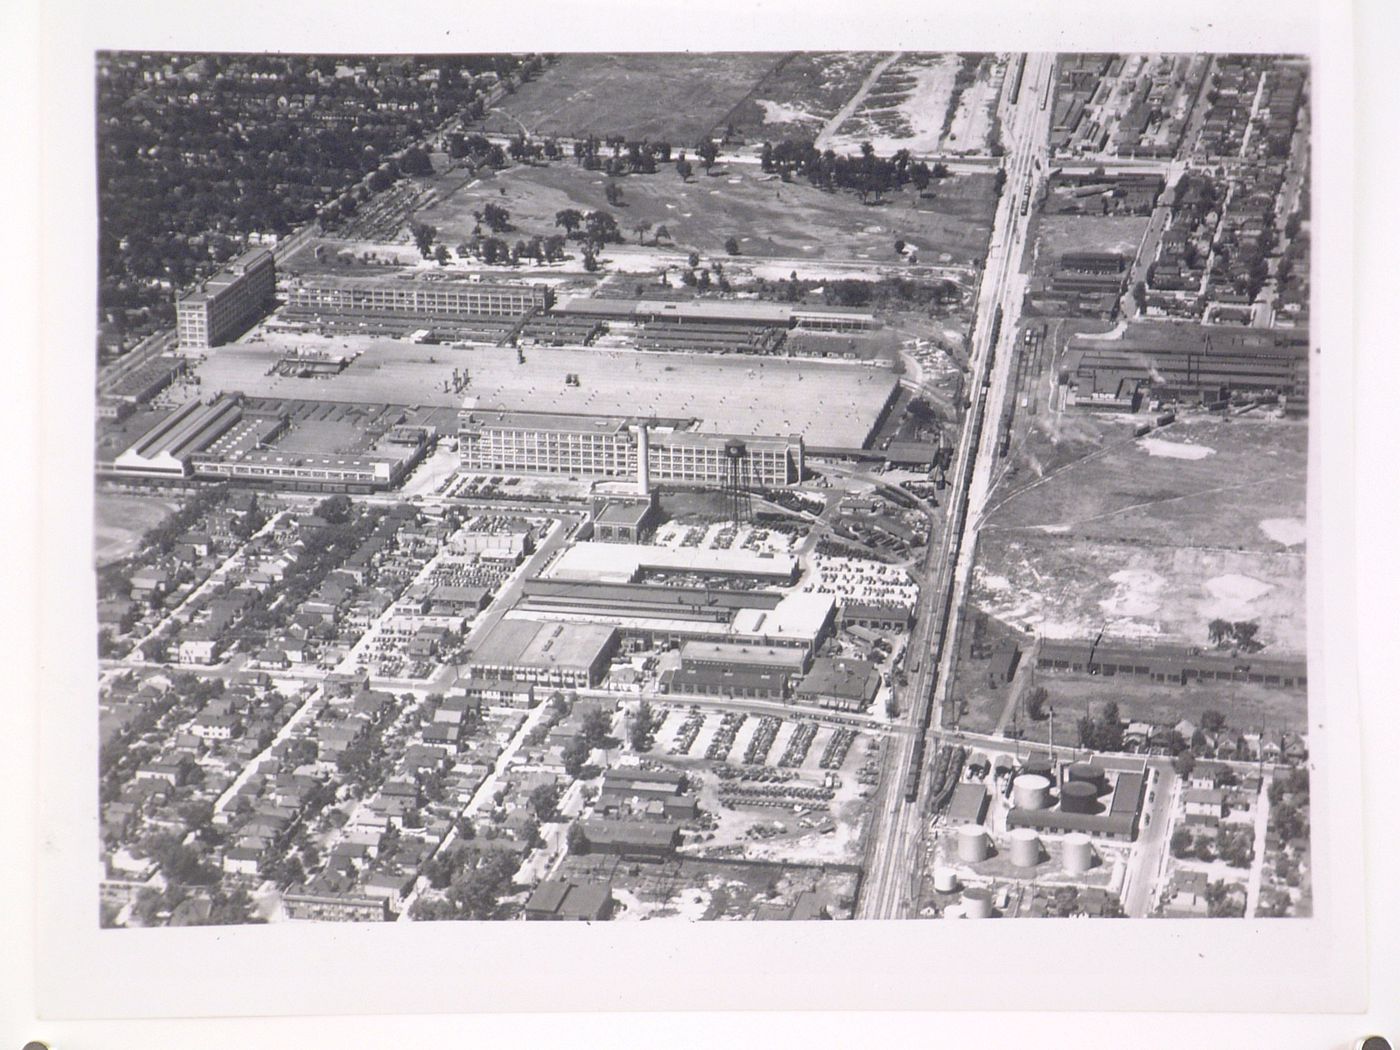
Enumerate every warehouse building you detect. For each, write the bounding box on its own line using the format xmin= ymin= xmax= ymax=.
xmin=552 ymin=295 xmax=879 ymax=333
xmin=466 ymin=618 xmax=618 ymax=689
xmin=793 ymin=656 xmax=882 ymax=711
xmin=544 ymin=542 xmax=800 ymax=587
xmin=578 ymin=818 xmax=681 ymax=860
xmin=1035 ymin=637 xmax=1306 ymax=689
xmin=513 ymin=579 xmax=834 ymax=658
xmin=177 ymin=247 xmax=276 ymax=349
xmin=1066 ymin=322 xmax=1310 ymax=407
xmin=284 ymin=274 xmax=551 ymax=320
xmin=459 ymin=410 xmax=804 ymax=488
xmin=523 ymin=878 xmax=615 ymax=921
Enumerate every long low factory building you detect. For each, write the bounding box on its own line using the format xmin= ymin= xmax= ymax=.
xmin=1035 ymin=637 xmax=1307 ymax=688
xmin=459 ymin=410 xmax=804 ymax=487
xmin=1066 ymin=322 xmax=1309 ymax=407
xmin=552 ymin=295 xmax=880 ymax=332
xmin=465 ymin=618 xmax=619 ymax=689
xmin=512 ymin=579 xmax=836 ymax=656
xmin=284 ymin=274 xmax=551 ymax=319
xmin=544 ymin=541 xmax=798 ymax=586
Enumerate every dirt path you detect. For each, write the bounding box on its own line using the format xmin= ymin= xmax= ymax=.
xmin=815 ymin=51 xmax=902 ymax=151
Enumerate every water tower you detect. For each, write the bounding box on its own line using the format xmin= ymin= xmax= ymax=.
xmin=722 ymin=437 xmax=753 ymax=526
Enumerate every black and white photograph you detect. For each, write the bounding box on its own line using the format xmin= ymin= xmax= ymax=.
xmin=89 ymin=45 xmax=1314 ymax=928
xmin=6 ymin=0 xmax=1398 ymax=1043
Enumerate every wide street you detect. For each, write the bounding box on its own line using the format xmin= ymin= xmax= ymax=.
xmin=855 ymin=53 xmax=1057 ymax=920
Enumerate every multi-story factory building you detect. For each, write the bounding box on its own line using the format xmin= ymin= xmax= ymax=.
xmin=283 ymin=275 xmax=551 ymax=319
xmin=176 ymin=247 xmax=276 ymax=349
xmin=458 ymin=410 xmax=804 ymax=487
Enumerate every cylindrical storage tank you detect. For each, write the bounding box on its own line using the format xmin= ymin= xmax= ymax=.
xmin=933 ymin=867 xmax=960 ymax=894
xmin=1013 ymin=773 xmax=1052 ymax=811
xmin=1010 ymin=827 xmax=1042 ymax=868
xmin=1022 ymin=755 xmax=1055 ymax=780
xmin=962 ymin=887 xmax=993 ymax=918
xmin=1066 ymin=763 xmax=1107 ymax=793
xmin=1063 ymin=832 xmax=1094 ymax=874
xmin=1060 ymin=780 xmax=1100 ymax=814
xmin=956 ymin=824 xmax=991 ymax=863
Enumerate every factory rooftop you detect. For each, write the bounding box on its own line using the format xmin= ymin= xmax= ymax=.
xmin=543 ymin=542 xmax=799 ymax=585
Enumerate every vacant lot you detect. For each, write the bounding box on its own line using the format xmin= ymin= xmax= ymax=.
xmin=984 ymin=415 xmax=1308 ymax=551
xmin=725 ymin=52 xmax=887 ymax=141
xmin=94 ymin=491 xmax=180 ymax=566
xmin=482 ymin=53 xmax=783 ymax=142
xmin=194 ymin=335 xmax=898 ymax=449
xmin=416 ymin=160 xmax=998 ymax=266
xmin=1034 ymin=214 xmax=1151 ymax=270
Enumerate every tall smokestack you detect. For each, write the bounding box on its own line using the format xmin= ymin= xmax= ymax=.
xmin=636 ymin=423 xmax=651 ymax=496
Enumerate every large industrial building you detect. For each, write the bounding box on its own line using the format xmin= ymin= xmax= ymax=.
xmin=176 ymin=247 xmax=277 ymax=349
xmin=1035 ymin=637 xmax=1307 ymax=689
xmin=1066 ymin=322 xmax=1310 ymax=409
xmin=511 ymin=578 xmax=836 ymax=656
xmin=552 ymin=295 xmax=880 ymax=333
xmin=101 ymin=395 xmax=428 ymax=492
xmin=284 ymin=275 xmax=551 ymax=320
xmin=458 ymin=411 xmax=804 ymax=488
xmin=466 ymin=618 xmax=619 ymax=689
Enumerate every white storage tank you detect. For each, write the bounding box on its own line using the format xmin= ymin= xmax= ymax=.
xmin=1010 ymin=827 xmax=1042 ymax=868
xmin=956 ymin=824 xmax=991 ymax=863
xmin=933 ymin=867 xmax=960 ymax=894
xmin=1013 ymin=772 xmax=1052 ymax=811
xmin=1062 ymin=832 xmax=1095 ymax=873
xmin=962 ymin=886 xmax=994 ymax=918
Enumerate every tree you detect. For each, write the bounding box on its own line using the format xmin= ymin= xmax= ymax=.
xmin=696 ymin=139 xmax=719 ymax=172
xmin=1170 ymin=828 xmax=1193 ymax=858
xmin=634 ymin=220 xmax=652 ymax=244
xmin=1025 ymin=685 xmax=1049 ymax=722
xmin=653 ymin=224 xmax=671 ymax=244
xmin=605 ymin=182 xmax=624 ymax=207
xmin=894 ymin=238 xmax=906 ymax=256
xmin=581 ymin=247 xmax=599 ymax=273
xmin=1173 ymin=750 xmax=1196 ymax=778
xmin=724 ymin=236 xmax=740 ymax=256
xmin=566 ymin=821 xmax=588 ymax=855
xmin=433 ymin=244 xmax=450 ymax=266
xmin=529 ymin=783 xmax=563 ymax=822
xmin=554 ymin=208 xmax=582 ymax=235
xmin=411 ymin=222 xmax=437 ymax=258
xmin=1132 ymin=280 xmax=1148 ymax=312
xmin=1201 ymin=709 xmax=1227 ymax=733
xmin=399 ymin=147 xmax=433 ymax=177
xmin=993 ymin=168 xmax=1007 ymax=196
xmin=481 ymin=203 xmax=511 ymax=233
xmin=629 ymin=700 xmax=656 ymax=752
xmin=562 ymin=736 xmax=591 ymax=778
xmin=581 ymin=707 xmax=612 ymax=749
xmin=676 ymin=157 xmax=693 ymax=180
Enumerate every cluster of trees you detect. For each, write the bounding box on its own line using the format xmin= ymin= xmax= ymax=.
xmin=570 ymin=134 xmax=675 ymax=174
xmin=1076 ymin=700 xmax=1125 ymax=752
xmin=410 ymin=849 xmax=523 ymax=921
xmin=445 ymin=131 xmax=508 ymax=169
xmin=1207 ymin=618 xmax=1263 ymax=652
xmin=96 ymin=53 xmax=524 ymax=339
xmin=757 ymin=139 xmax=940 ymax=201
xmin=628 ymin=700 xmax=658 ymax=753
xmin=1171 ymin=825 xmax=1254 ymax=868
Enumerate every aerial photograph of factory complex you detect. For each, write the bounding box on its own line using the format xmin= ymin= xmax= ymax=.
xmin=93 ymin=49 xmax=1312 ymax=926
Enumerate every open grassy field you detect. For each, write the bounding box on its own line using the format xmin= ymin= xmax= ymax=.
xmin=1033 ymin=214 xmax=1150 ymax=270
xmin=94 ymin=491 xmax=180 ymax=566
xmin=723 ymin=52 xmax=887 ymax=141
xmin=984 ymin=415 xmax=1308 ymax=550
xmin=481 ymin=53 xmax=784 ymax=141
xmin=193 ymin=334 xmax=898 ymax=449
xmin=415 ymin=160 xmax=998 ymax=266
xmin=969 ymin=413 xmax=1307 ymax=654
